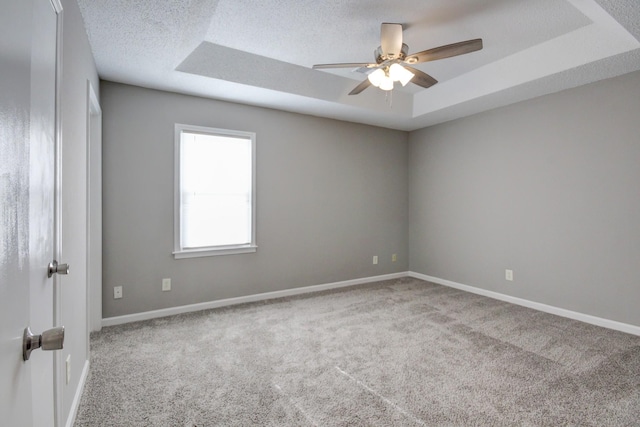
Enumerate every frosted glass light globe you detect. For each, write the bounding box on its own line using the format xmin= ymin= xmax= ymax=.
xmin=367 ymin=69 xmax=385 ymax=87
xmin=389 ymin=63 xmax=414 ymax=86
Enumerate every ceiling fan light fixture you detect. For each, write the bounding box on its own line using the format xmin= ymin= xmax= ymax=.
xmin=313 ymin=23 xmax=482 ymax=96
xmin=389 ymin=63 xmax=414 ymax=86
xmin=379 ymin=75 xmax=394 ymax=91
xmin=367 ymin=68 xmax=385 ymax=87
xmin=368 ymin=67 xmax=397 ymax=91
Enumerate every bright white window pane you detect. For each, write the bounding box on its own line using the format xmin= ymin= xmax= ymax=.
xmin=179 ymin=131 xmax=252 ymax=249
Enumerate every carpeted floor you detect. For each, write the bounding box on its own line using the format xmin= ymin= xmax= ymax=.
xmin=75 ymin=277 xmax=640 ymax=426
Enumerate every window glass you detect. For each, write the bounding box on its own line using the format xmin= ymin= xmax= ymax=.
xmin=174 ymin=125 xmax=256 ymax=258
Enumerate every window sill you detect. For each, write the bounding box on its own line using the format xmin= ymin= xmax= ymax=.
xmin=173 ymin=244 xmax=257 ymax=259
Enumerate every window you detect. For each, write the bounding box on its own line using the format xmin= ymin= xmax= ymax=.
xmin=174 ymin=124 xmax=256 ymax=258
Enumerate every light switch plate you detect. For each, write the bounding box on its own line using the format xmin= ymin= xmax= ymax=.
xmin=65 ymin=355 xmax=71 ymax=384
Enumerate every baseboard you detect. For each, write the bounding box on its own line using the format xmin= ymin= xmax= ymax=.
xmin=102 ymin=272 xmax=408 ymax=327
xmin=408 ymin=271 xmax=640 ymax=336
xmin=102 ymin=271 xmax=640 ymax=336
xmin=65 ymin=359 xmax=89 ymax=427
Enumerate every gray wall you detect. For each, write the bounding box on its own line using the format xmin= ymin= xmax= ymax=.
xmin=102 ymin=82 xmax=408 ymax=318
xmin=409 ymin=70 xmax=640 ymax=327
xmin=60 ymin=0 xmax=100 ymax=422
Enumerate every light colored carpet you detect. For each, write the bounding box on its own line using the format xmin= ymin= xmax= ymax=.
xmin=75 ymin=277 xmax=640 ymax=426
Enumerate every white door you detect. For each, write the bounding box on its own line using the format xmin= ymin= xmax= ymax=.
xmin=0 ymin=0 xmax=61 ymax=425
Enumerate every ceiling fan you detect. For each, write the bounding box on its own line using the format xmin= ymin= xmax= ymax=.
xmin=312 ymin=23 xmax=483 ymax=95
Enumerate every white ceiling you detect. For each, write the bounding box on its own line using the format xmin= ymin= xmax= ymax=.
xmin=77 ymin=0 xmax=640 ymax=131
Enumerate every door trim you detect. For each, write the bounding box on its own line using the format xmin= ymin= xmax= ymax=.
xmin=64 ymin=360 xmax=89 ymax=427
xmin=51 ymin=1 xmax=64 ymax=425
xmin=86 ymin=81 xmax=102 ymax=336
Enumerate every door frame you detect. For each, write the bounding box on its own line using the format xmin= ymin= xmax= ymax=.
xmin=51 ymin=0 xmax=64 ymax=425
xmin=87 ymin=81 xmax=102 ymax=336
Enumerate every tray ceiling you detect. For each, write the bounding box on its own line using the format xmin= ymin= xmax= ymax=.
xmin=78 ymin=0 xmax=640 ymax=130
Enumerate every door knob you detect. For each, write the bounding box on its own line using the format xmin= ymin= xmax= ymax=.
xmin=48 ymin=260 xmax=69 ymax=278
xmin=23 ymin=326 xmax=65 ymax=361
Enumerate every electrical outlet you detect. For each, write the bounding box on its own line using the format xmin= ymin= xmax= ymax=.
xmin=392 ymin=254 xmax=397 ymax=262
xmin=65 ymin=355 xmax=71 ymax=385
xmin=162 ymin=278 xmax=171 ymax=292
xmin=114 ymin=286 xmax=123 ymax=299
xmin=373 ymin=255 xmax=378 ymax=265
xmin=505 ymin=269 xmax=514 ymax=281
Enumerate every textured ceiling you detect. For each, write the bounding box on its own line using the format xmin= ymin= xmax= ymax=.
xmin=77 ymin=0 xmax=640 ymax=131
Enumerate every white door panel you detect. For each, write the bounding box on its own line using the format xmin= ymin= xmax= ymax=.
xmin=1 ymin=0 xmax=60 ymax=425
xmin=0 ymin=1 xmax=34 ymax=424
xmin=29 ymin=0 xmax=58 ymax=424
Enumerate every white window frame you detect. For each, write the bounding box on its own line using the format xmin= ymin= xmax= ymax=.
xmin=173 ymin=123 xmax=257 ymax=259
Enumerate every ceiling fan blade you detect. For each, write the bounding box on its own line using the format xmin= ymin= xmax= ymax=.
xmin=403 ymin=66 xmax=438 ymax=89
xmin=348 ymin=78 xmax=372 ymax=95
xmin=407 ymin=38 xmax=483 ymax=64
xmin=380 ymin=23 xmax=403 ymax=57
xmin=313 ymin=63 xmax=375 ymax=70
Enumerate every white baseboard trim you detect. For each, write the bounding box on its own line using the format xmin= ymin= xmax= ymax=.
xmin=102 ymin=272 xmax=408 ymax=327
xmin=65 ymin=359 xmax=89 ymax=427
xmin=408 ymin=271 xmax=640 ymax=336
xmin=102 ymin=271 xmax=640 ymax=336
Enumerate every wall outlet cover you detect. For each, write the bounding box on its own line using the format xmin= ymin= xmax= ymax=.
xmin=505 ymin=269 xmax=514 ymax=281
xmin=114 ymin=286 xmax=123 ymax=299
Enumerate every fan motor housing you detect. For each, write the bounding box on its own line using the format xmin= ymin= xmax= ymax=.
xmin=375 ymin=43 xmax=409 ymax=63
